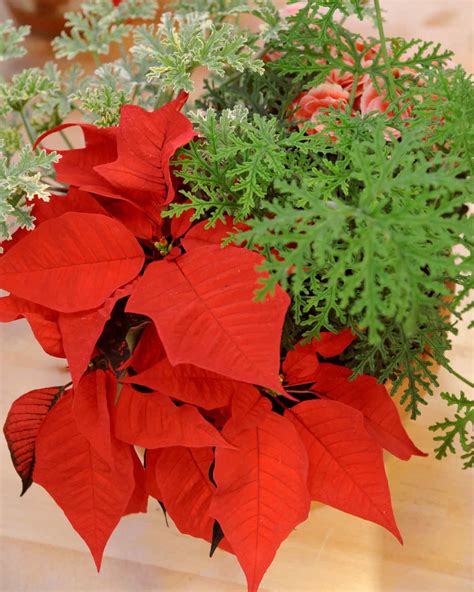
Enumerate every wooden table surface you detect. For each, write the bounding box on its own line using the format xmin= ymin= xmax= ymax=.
xmin=1 ymin=1 xmax=473 ymax=591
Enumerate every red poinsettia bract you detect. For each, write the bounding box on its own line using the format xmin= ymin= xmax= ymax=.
xmin=1 ymin=98 xmax=425 ymax=591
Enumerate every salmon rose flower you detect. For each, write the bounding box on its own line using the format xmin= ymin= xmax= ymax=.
xmin=360 ymin=81 xmax=412 ymax=139
xmin=292 ymin=82 xmax=349 ymax=134
xmin=279 ymin=1 xmax=308 ymax=18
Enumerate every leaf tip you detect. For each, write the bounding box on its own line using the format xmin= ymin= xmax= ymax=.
xmin=20 ymin=478 xmax=32 ymax=497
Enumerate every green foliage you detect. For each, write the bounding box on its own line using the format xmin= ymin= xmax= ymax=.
xmin=267 ymin=1 xmax=452 ymax=97
xmin=172 ymin=1 xmax=473 ymax=424
xmin=175 ymin=107 xmax=472 ymax=341
xmin=53 ymin=0 xmax=157 ymax=60
xmin=430 ymin=392 xmax=474 ymax=469
xmin=347 ymin=309 xmax=461 ymax=419
xmin=170 ymin=106 xmax=299 ymax=220
xmin=131 ymin=11 xmax=264 ymax=93
xmin=0 ymin=20 xmax=29 ymax=62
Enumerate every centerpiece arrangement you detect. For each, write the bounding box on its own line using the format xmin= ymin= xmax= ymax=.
xmin=0 ymin=1 xmax=472 ymax=590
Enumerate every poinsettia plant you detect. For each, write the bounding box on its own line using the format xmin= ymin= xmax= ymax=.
xmin=0 ymin=0 xmax=472 ymax=590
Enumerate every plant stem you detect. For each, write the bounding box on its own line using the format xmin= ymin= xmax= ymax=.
xmin=118 ymin=41 xmax=130 ymax=70
xmin=373 ymin=0 xmax=396 ymax=101
xmin=92 ymin=51 xmax=102 ymax=68
xmin=439 ymin=361 xmax=474 ymax=389
xmin=19 ymin=108 xmax=36 ymax=147
xmin=59 ymin=130 xmax=74 ymax=150
xmin=348 ymin=69 xmax=360 ymax=110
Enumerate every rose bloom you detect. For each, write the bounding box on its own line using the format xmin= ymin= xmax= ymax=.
xmin=292 ymin=82 xmax=349 ymax=134
xmin=279 ymin=1 xmax=308 ymax=18
xmin=360 ymin=80 xmax=413 ymax=139
xmin=325 ymin=41 xmax=382 ymax=107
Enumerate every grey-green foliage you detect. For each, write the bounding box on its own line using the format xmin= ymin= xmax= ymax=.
xmin=172 ymin=0 xmax=250 ymax=19
xmin=53 ymin=0 xmax=157 ymax=59
xmin=430 ymin=392 xmax=474 ymax=469
xmin=0 ymin=0 xmax=266 ymax=245
xmin=131 ymin=11 xmax=264 ymax=93
xmin=0 ymin=20 xmax=30 ymax=62
xmin=0 ymin=68 xmax=57 ymax=115
xmin=0 ymin=19 xmax=67 ymax=245
xmin=0 ymin=147 xmax=60 ymax=241
xmin=73 ymin=63 xmax=134 ymax=127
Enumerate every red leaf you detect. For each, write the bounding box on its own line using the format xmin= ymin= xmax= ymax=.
xmin=33 ymin=392 xmax=135 ymax=570
xmin=314 ymin=328 xmax=356 ymax=357
xmin=1 ymin=189 xmax=108 ymax=254
xmin=35 ymin=123 xmax=119 ymax=198
xmin=3 ymin=386 xmax=63 ymax=495
xmin=282 ymin=329 xmax=355 ymax=387
xmin=282 ymin=340 xmax=320 ymax=387
xmin=72 ymin=370 xmax=115 ymax=465
xmin=285 ymin=399 xmax=402 ymax=542
xmin=35 ymin=125 xmax=165 ymax=227
xmin=126 ymin=323 xmax=165 ymax=373
xmin=95 ymin=98 xmax=196 ymax=207
xmin=125 ymin=355 xmax=258 ymax=410
xmin=126 ymin=245 xmax=289 ymax=394
xmin=113 ymin=384 xmax=231 ymax=449
xmin=153 ymin=446 xmax=219 ymax=542
xmin=59 ymin=282 xmax=135 ymax=387
xmin=312 ymin=367 xmax=426 ymax=460
xmin=182 ymin=216 xmax=248 ymax=252
xmin=0 ymin=295 xmax=64 ymax=357
xmin=124 ymin=447 xmax=148 ymax=516
xmin=31 ymin=188 xmax=108 ymax=220
xmin=230 ymin=384 xmax=272 ymax=432
xmin=0 ymin=212 xmax=144 ymax=312
xmin=170 ymin=209 xmax=194 ymax=239
xmin=98 ymin=196 xmax=157 ymax=240
xmin=210 ymin=412 xmax=310 ymax=592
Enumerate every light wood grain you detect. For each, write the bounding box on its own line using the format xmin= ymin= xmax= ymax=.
xmin=0 ymin=1 xmax=473 ymax=591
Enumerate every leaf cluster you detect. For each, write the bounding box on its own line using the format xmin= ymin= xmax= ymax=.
xmin=429 ymin=392 xmax=474 ymax=469
xmin=53 ymin=0 xmax=157 ymax=60
xmin=172 ymin=0 xmax=250 ymax=19
xmin=131 ymin=11 xmax=264 ymax=93
xmin=171 ymin=1 xmax=473 ymax=421
xmin=0 ymin=19 xmax=29 ymax=62
xmin=0 ymin=147 xmax=60 ymax=242
xmin=169 ymin=106 xmax=304 ymax=221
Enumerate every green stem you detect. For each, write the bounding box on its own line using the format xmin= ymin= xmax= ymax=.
xmin=10 ymin=194 xmax=24 ymax=207
xmin=118 ymin=41 xmax=130 ymax=69
xmin=92 ymin=52 xmax=102 ymax=68
xmin=348 ymin=69 xmax=360 ymax=110
xmin=373 ymin=0 xmax=396 ymax=101
xmin=439 ymin=361 xmax=474 ymax=390
xmin=59 ymin=130 xmax=74 ymax=150
xmin=19 ymin=108 xmax=36 ymax=147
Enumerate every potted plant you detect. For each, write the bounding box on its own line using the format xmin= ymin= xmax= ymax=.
xmin=0 ymin=1 xmax=472 ymax=591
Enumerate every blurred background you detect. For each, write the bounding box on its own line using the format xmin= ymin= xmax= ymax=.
xmin=0 ymin=1 xmax=473 ymax=591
